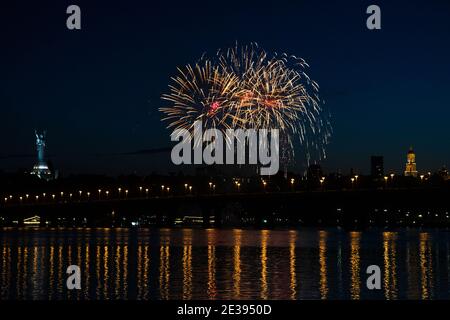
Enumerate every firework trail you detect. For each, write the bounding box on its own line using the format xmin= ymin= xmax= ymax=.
xmin=159 ymin=43 xmax=331 ymax=169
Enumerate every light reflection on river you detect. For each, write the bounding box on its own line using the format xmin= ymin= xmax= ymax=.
xmin=1 ymin=227 xmax=450 ymax=300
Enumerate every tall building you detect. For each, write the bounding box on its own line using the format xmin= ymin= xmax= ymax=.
xmin=404 ymin=147 xmax=418 ymax=177
xmin=31 ymin=130 xmax=55 ymax=180
xmin=370 ymin=156 xmax=384 ymax=178
xmin=307 ymin=164 xmax=323 ymax=181
xmin=438 ymin=166 xmax=448 ymax=181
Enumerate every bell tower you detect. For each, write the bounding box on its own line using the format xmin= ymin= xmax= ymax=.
xmin=404 ymin=146 xmax=418 ymax=177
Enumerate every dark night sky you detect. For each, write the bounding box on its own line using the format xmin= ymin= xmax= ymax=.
xmin=1 ymin=0 xmax=449 ymax=176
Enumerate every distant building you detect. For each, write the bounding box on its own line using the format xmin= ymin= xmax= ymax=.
xmin=307 ymin=164 xmax=323 ymax=181
xmin=370 ymin=156 xmax=384 ymax=178
xmin=438 ymin=166 xmax=449 ymax=180
xmin=30 ymin=130 xmax=56 ymax=180
xmin=404 ymin=147 xmax=418 ymax=177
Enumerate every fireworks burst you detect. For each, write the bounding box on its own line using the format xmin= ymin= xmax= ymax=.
xmin=159 ymin=43 xmax=331 ymax=169
xmin=160 ymin=59 xmax=240 ymax=133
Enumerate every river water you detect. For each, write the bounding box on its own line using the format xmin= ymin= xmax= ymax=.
xmin=0 ymin=227 xmax=449 ymax=300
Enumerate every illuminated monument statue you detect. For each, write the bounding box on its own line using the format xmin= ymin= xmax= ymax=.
xmin=36 ymin=131 xmax=46 ymax=161
xmin=404 ymin=146 xmax=418 ymax=177
xmin=31 ymin=130 xmax=54 ymax=180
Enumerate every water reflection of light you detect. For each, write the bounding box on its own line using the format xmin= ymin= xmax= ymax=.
xmin=48 ymin=245 xmax=55 ymax=300
xmin=103 ymin=245 xmax=109 ymax=299
xmin=137 ymin=245 xmax=143 ymax=300
xmin=419 ymin=232 xmax=433 ymax=299
xmin=144 ymin=245 xmax=150 ymax=299
xmin=66 ymin=244 xmax=73 ymax=300
xmin=123 ymin=245 xmax=129 ymax=299
xmin=233 ymin=229 xmax=242 ymax=299
xmin=319 ymin=230 xmax=328 ymax=299
xmin=115 ymin=245 xmax=121 ymax=299
xmin=0 ymin=228 xmax=445 ymax=300
xmin=159 ymin=244 xmax=171 ymax=300
xmin=38 ymin=246 xmax=46 ymax=300
xmin=32 ymin=246 xmax=38 ymax=299
xmin=95 ymin=245 xmax=101 ymax=299
xmin=17 ymin=247 xmax=22 ymax=299
xmin=337 ymin=239 xmax=343 ymax=296
xmin=119 ymin=231 xmax=129 ymax=299
xmin=75 ymin=244 xmax=82 ymax=300
xmin=57 ymin=245 xmax=63 ymax=299
xmin=260 ymin=230 xmax=269 ymax=299
xmin=1 ymin=245 xmax=11 ymax=299
xmin=84 ymin=244 xmax=90 ymax=300
xmin=289 ymin=230 xmax=297 ymax=300
xmin=383 ymin=232 xmax=398 ymax=300
xmin=137 ymin=242 xmax=150 ymax=300
xmin=350 ymin=232 xmax=361 ymax=300
xmin=406 ymin=241 xmax=420 ymax=299
xmin=207 ymin=229 xmax=217 ymax=299
xmin=182 ymin=229 xmax=192 ymax=300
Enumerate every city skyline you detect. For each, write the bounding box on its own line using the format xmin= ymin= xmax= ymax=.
xmin=0 ymin=129 xmax=445 ymax=177
xmin=1 ymin=0 xmax=450 ymax=175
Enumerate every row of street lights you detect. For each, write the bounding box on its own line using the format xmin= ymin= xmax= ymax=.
xmin=5 ymin=173 xmax=435 ymax=204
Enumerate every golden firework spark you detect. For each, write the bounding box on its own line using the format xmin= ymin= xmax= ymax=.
xmin=160 ymin=59 xmax=240 ymax=133
xmin=159 ymin=43 xmax=331 ymax=167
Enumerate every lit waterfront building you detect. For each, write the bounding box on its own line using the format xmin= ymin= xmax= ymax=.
xmin=438 ymin=166 xmax=449 ymax=181
xmin=370 ymin=156 xmax=384 ymax=179
xmin=404 ymin=147 xmax=418 ymax=177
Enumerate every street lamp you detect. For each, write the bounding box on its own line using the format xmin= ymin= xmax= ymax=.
xmin=320 ymin=177 xmax=325 ymax=189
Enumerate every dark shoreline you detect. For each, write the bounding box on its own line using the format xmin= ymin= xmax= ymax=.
xmin=2 ymin=188 xmax=450 ymax=229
